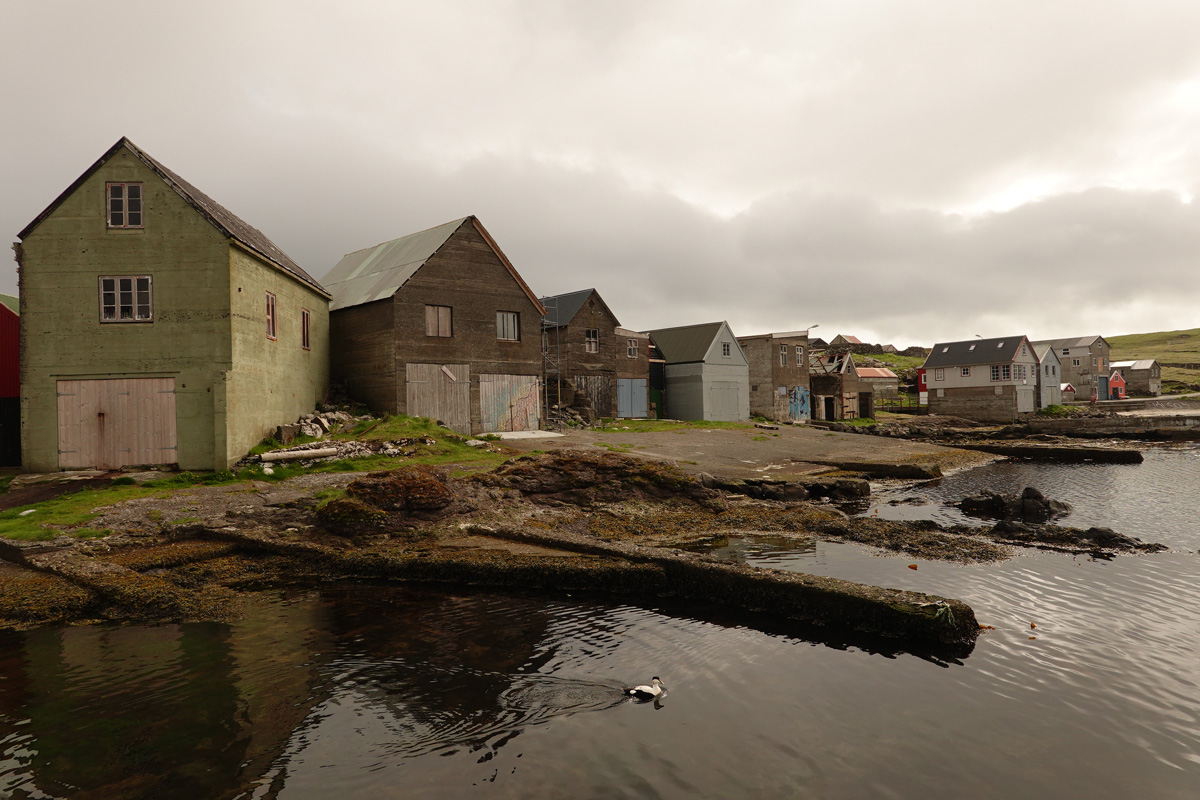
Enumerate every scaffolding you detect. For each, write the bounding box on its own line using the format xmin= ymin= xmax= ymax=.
xmin=541 ymin=297 xmax=564 ymax=429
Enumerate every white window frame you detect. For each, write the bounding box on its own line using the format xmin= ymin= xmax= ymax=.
xmin=265 ymin=291 xmax=277 ymax=340
xmin=98 ymin=275 xmax=153 ymax=323
xmin=779 ymin=344 xmax=787 ymax=366
xmin=935 ymin=368 xmax=945 ymax=381
xmin=585 ymin=328 xmax=599 ymax=353
xmin=627 ymin=338 xmax=639 ymax=359
xmin=961 ymin=367 xmax=970 ymax=377
xmin=496 ymin=311 xmax=520 ymax=341
xmin=722 ymin=342 xmax=731 ymax=357
xmin=795 ymin=345 xmax=804 ymax=365
xmin=106 ymin=182 xmax=143 ymax=229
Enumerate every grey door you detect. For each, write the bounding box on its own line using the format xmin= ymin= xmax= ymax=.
xmin=709 ymin=381 xmax=741 ymax=421
xmin=617 ymin=378 xmax=648 ymax=418
xmin=406 ymin=363 xmax=471 ymax=434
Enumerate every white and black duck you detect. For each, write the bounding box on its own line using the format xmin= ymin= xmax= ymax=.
xmin=624 ymin=677 xmax=666 ymax=701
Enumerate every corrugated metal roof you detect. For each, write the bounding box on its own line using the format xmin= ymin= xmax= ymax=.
xmin=540 ymin=288 xmax=596 ymax=327
xmin=324 ymin=218 xmax=467 ymax=311
xmin=646 ymin=321 xmax=728 ymax=363
xmin=857 ymin=367 xmax=897 ymax=379
xmin=923 ymin=336 xmax=1028 ymax=369
xmin=19 ymin=137 xmax=328 ymax=297
xmin=1112 ymin=360 xmax=1157 ymax=370
xmin=1030 ymin=335 xmax=1106 ymax=351
xmin=0 ymin=294 xmax=17 ymax=316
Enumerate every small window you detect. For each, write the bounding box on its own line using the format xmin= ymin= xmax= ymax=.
xmin=991 ymin=365 xmax=1001 ymax=381
xmin=1093 ymin=357 xmax=1098 ymax=367
xmin=99 ymin=275 xmax=152 ymax=322
xmin=585 ymin=328 xmax=599 ymax=353
xmin=935 ymin=368 xmax=945 ymax=381
xmin=301 ymin=308 xmax=311 ymax=350
xmin=961 ymin=367 xmax=970 ymax=377
xmin=779 ymin=344 xmax=787 ymax=366
xmin=425 ymin=305 xmax=452 ymax=337
xmin=1073 ymin=358 xmax=1081 ymax=367
xmin=795 ymin=345 xmax=804 ymax=365
xmin=627 ymin=338 xmax=639 ymax=358
xmin=106 ymin=183 xmax=143 ymax=228
xmin=497 ymin=311 xmax=520 ymax=341
xmin=722 ymin=342 xmax=731 ymax=357
xmin=265 ymin=292 xmax=277 ymax=340
xmin=968 ymin=344 xmax=976 ymax=351
xmin=1062 ymin=348 xmax=1069 ymax=355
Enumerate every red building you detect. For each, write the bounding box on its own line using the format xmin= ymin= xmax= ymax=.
xmin=0 ymin=294 xmax=19 ymax=466
xmin=1108 ymin=370 xmax=1127 ymax=400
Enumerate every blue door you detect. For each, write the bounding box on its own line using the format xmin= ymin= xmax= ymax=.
xmin=788 ymin=386 xmax=810 ymax=421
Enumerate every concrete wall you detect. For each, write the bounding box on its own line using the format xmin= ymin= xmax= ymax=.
xmin=738 ymin=335 xmax=808 ymax=421
xmin=928 ymin=384 xmax=1030 ymax=422
xmin=225 ymin=247 xmax=329 ymax=467
xmin=18 ymin=149 xmax=232 ymax=471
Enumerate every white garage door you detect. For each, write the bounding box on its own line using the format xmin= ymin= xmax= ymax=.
xmin=56 ymin=378 xmax=178 ymax=469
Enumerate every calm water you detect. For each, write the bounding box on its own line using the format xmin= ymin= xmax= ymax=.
xmin=1 ymin=445 xmax=1199 ymax=799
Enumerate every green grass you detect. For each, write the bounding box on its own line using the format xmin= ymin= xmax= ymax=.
xmin=1037 ymin=404 xmax=1072 ymax=417
xmin=0 ymin=484 xmax=160 ymax=541
xmin=839 ymin=417 xmax=877 ymax=427
xmin=865 ymin=352 xmax=926 ymax=372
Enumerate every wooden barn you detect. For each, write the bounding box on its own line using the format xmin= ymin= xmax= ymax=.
xmin=324 ymin=217 xmax=546 ymax=435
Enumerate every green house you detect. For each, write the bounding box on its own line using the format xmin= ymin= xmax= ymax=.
xmin=15 ymin=137 xmax=331 ymax=472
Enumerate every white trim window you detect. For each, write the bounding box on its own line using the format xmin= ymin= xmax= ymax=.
xmin=779 ymin=344 xmax=787 ymax=366
xmin=496 ymin=311 xmax=520 ymax=341
xmin=722 ymin=342 xmax=731 ymax=357
xmin=265 ymin=291 xmax=277 ymax=340
xmin=961 ymin=367 xmax=970 ymax=377
xmin=795 ymin=345 xmax=804 ymax=365
xmin=627 ymin=338 xmax=639 ymax=358
xmin=106 ymin=182 xmax=143 ymax=228
xmin=585 ymin=328 xmax=599 ymax=353
xmin=935 ymin=368 xmax=945 ymax=381
xmin=99 ymin=275 xmax=152 ymax=322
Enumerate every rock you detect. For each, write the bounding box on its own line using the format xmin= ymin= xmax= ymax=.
xmin=346 ymin=465 xmax=455 ymax=518
xmin=959 ymin=486 xmax=1070 ymax=523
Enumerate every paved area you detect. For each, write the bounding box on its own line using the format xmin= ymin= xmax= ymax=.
xmin=499 ymin=424 xmax=983 ymax=481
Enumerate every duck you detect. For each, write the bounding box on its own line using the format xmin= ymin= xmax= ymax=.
xmin=625 ymin=677 xmax=666 ymax=700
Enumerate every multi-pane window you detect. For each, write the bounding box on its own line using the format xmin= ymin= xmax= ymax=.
xmin=722 ymin=342 xmax=731 ymax=357
xmin=301 ymin=308 xmax=311 ymax=350
xmin=627 ymin=338 xmax=639 ymax=358
xmin=497 ymin=311 xmax=520 ymax=341
xmin=795 ymin=345 xmax=804 ymax=365
xmin=1072 ymin=358 xmax=1081 ymax=367
xmin=935 ymin=368 xmax=944 ymax=381
xmin=779 ymin=344 xmax=787 ymax=366
xmin=265 ymin=292 xmax=277 ymax=340
xmin=585 ymin=328 xmax=599 ymax=353
xmin=99 ymin=275 xmax=152 ymax=322
xmin=1016 ymin=365 xmax=1026 ymax=380
xmin=106 ymin=183 xmax=143 ymax=228
xmin=991 ymin=365 xmax=1000 ymax=381
xmin=425 ymin=305 xmax=452 ymax=337
xmin=961 ymin=367 xmax=970 ymax=377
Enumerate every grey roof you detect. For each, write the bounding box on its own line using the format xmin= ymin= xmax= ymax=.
xmin=324 ymin=218 xmax=467 ymax=311
xmin=1111 ymin=359 xmax=1157 ymax=370
xmin=0 ymin=294 xmax=16 ymax=315
xmin=646 ymin=321 xmax=729 ymax=363
xmin=1030 ymin=335 xmax=1107 ymax=350
xmin=19 ymin=137 xmax=328 ymax=297
xmin=540 ymin=288 xmax=597 ymax=327
xmin=923 ymin=336 xmax=1029 ymax=369
xmin=1032 ymin=344 xmax=1059 ymax=363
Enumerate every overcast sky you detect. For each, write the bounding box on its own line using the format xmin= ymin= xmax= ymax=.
xmin=4 ymin=0 xmax=1199 ymax=347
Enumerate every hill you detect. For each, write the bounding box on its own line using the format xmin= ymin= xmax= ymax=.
xmin=1108 ymin=328 xmax=1200 ymax=393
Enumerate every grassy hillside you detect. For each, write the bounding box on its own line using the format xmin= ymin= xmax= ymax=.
xmin=1108 ymin=328 xmax=1200 ymax=393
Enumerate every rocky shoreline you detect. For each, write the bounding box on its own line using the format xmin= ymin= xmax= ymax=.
xmin=0 ymin=447 xmax=1169 ymax=656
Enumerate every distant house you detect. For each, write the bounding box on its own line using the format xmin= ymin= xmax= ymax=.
xmin=857 ymin=367 xmax=900 ymax=400
xmin=921 ymin=336 xmax=1040 ymax=422
xmin=880 ymin=344 xmax=899 ymax=354
xmin=1111 ymin=360 xmax=1161 ymax=396
xmin=1061 ymin=383 xmax=1077 ymax=402
xmin=645 ymin=322 xmax=749 ymax=421
xmin=1030 ymin=335 xmax=1111 ymax=401
xmin=16 ymin=137 xmax=330 ymax=471
xmin=1108 ymin=370 xmax=1127 ymax=400
xmin=0 ymin=294 xmax=18 ymax=466
xmin=324 ymin=216 xmax=545 ymax=435
xmin=810 ymin=351 xmax=865 ymax=420
xmin=829 ymin=334 xmax=862 ymax=350
xmin=540 ymin=288 xmax=649 ymax=419
xmin=736 ymin=331 xmax=810 ymax=422
xmin=1033 ymin=344 xmax=1064 ymax=408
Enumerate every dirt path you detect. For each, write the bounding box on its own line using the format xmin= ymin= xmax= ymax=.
xmin=500 ymin=424 xmax=991 ymax=479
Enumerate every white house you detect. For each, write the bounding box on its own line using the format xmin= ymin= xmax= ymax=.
xmin=646 ymin=321 xmax=750 ymax=421
xmin=1033 ymin=344 xmax=1064 ymax=408
xmin=921 ymin=336 xmax=1040 ymax=422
